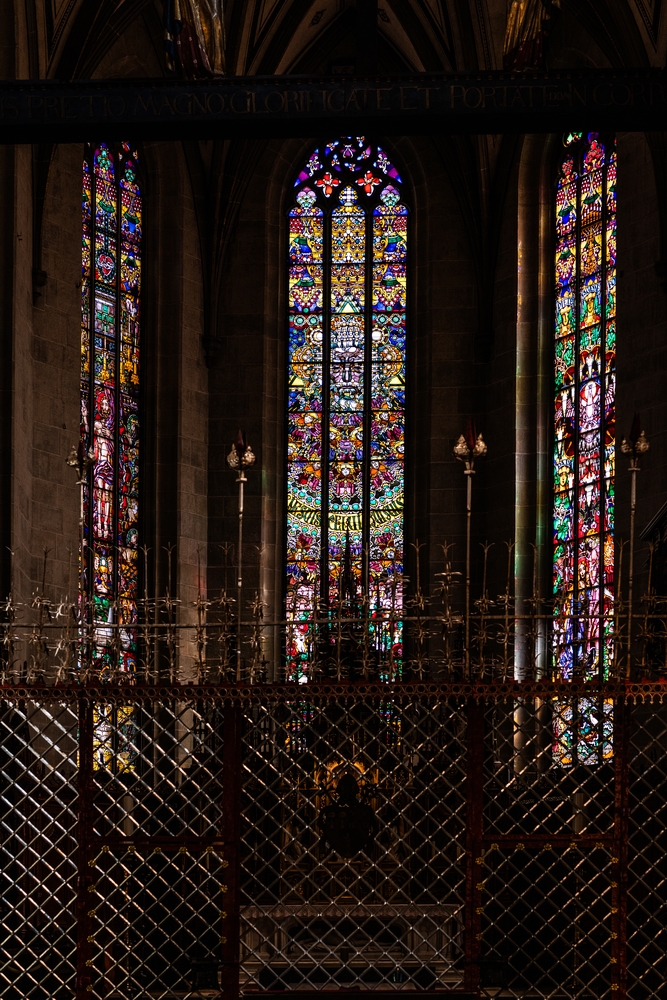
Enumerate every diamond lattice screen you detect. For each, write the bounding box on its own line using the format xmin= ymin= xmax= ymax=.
xmin=1 ymin=692 xmax=666 ymax=998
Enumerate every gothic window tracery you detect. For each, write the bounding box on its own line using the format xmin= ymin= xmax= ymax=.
xmin=553 ymin=131 xmax=616 ymax=765
xmin=286 ymin=137 xmax=407 ymax=680
xmin=81 ymin=142 xmax=142 ymax=705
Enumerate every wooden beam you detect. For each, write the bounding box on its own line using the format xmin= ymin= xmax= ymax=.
xmin=0 ymin=70 xmax=665 ymax=141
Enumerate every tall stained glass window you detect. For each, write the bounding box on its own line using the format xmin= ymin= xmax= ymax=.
xmin=81 ymin=142 xmax=142 ymax=684
xmin=286 ymin=138 xmax=407 ymax=679
xmin=553 ymin=132 xmax=616 ymax=765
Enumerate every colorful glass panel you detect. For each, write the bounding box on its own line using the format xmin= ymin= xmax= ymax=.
xmin=553 ymin=133 xmax=616 ymax=766
xmin=371 ymin=185 xmax=406 ymax=663
xmin=329 ymin=187 xmax=366 ymax=600
xmin=287 ymin=189 xmax=324 ymax=678
xmin=81 ymin=143 xmax=142 ymax=679
xmin=92 ymin=703 xmax=137 ymax=772
xmin=286 ymin=138 xmax=407 ymax=679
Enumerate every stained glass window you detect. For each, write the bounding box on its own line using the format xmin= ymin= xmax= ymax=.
xmin=286 ymin=138 xmax=407 ymax=680
xmin=81 ymin=142 xmax=142 ymax=690
xmin=553 ymin=132 xmax=616 ymax=766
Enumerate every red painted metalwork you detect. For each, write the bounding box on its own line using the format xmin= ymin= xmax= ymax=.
xmin=4 ymin=678 xmax=667 ymax=704
xmin=75 ymin=698 xmax=94 ymax=1000
xmin=613 ymin=698 xmax=631 ymax=999
xmin=464 ymin=698 xmax=484 ymax=995
xmin=1 ymin=684 xmax=664 ymax=998
xmin=221 ymin=704 xmax=243 ymax=1000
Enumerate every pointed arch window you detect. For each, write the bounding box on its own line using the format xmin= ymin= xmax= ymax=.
xmin=553 ymin=132 xmax=616 ymax=764
xmin=286 ymin=138 xmax=407 ymax=680
xmin=81 ymin=142 xmax=142 ymax=688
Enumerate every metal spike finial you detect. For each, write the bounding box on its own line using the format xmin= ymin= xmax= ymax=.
xmin=227 ymin=429 xmax=256 ymax=471
xmin=66 ymin=440 xmax=94 ymax=484
xmin=621 ymin=417 xmax=649 ymax=465
xmin=636 ymin=429 xmax=650 ymax=454
xmin=472 ymin=432 xmax=487 ymax=458
xmin=623 ymin=415 xmax=650 ymax=679
xmin=453 ymin=434 xmax=469 ymax=460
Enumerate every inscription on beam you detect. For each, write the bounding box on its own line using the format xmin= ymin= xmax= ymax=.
xmin=0 ymin=71 xmax=665 ymax=137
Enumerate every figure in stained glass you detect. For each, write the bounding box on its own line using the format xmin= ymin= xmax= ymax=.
xmin=81 ymin=143 xmax=142 ymax=690
xmin=92 ymin=388 xmax=114 ymax=540
xmin=287 ymin=138 xmax=407 ymax=680
xmin=553 ymin=132 xmax=616 ymax=767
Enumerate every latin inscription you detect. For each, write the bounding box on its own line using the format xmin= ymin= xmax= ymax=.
xmin=1 ymin=75 xmax=665 ymax=125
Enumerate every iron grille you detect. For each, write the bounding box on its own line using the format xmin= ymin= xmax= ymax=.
xmin=627 ymin=701 xmax=667 ymax=999
xmin=1 ymin=685 xmax=666 ymax=999
xmin=240 ymin=698 xmax=467 ymax=991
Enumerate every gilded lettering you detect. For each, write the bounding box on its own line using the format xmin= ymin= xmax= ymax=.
xmin=544 ymin=85 xmax=571 ymax=106
xmin=230 ymin=91 xmax=251 ymax=113
xmin=612 ymin=84 xmax=631 ymax=106
xmin=61 ymin=96 xmax=78 ymax=119
xmin=134 ymin=95 xmax=157 ymax=115
xmin=464 ymin=87 xmax=482 ymax=109
xmin=400 ymin=87 xmax=418 ymax=110
xmin=482 ymin=86 xmax=496 ymax=108
xmin=207 ymin=92 xmax=226 ymax=114
xmin=264 ymin=91 xmax=285 ymax=113
xmin=631 ymin=84 xmax=645 ymax=106
xmin=375 ymin=88 xmax=392 ymax=110
xmin=648 ymin=82 xmax=665 ymax=106
xmin=108 ymin=96 xmax=127 ymax=116
xmin=593 ymin=84 xmax=612 ymax=107
xmin=28 ymin=96 xmax=44 ymax=118
xmin=450 ymin=85 xmax=465 ymax=109
xmin=0 ymin=97 xmax=18 ymax=119
xmin=173 ymin=93 xmax=193 ymax=115
xmin=327 ymin=89 xmax=344 ymax=112
xmin=419 ymin=86 xmax=439 ymax=109
xmin=191 ymin=92 xmax=207 ymax=115
xmin=3 ymin=72 xmax=663 ymax=133
xmin=345 ymin=89 xmax=366 ymax=111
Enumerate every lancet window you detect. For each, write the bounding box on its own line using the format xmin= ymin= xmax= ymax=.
xmin=286 ymin=138 xmax=407 ymax=680
xmin=553 ymin=132 xmax=616 ymax=764
xmin=81 ymin=143 xmax=142 ymax=707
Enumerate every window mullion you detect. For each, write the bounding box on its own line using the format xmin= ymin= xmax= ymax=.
xmin=599 ymin=147 xmax=608 ymax=686
xmin=574 ymin=149 xmax=582 ymax=681
xmin=87 ymin=147 xmax=96 ymax=608
xmin=362 ymin=206 xmax=373 ymax=598
xmin=321 ymin=208 xmax=332 ymax=610
xmin=114 ymin=150 xmax=122 ymax=616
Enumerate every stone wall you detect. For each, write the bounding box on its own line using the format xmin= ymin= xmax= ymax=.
xmin=1 ymin=127 xmax=665 ymax=673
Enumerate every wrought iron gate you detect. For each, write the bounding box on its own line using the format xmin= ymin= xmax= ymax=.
xmin=1 ymin=681 xmax=666 ymax=999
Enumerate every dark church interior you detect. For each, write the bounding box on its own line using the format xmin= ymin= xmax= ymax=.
xmin=1 ymin=1 xmax=667 ymax=998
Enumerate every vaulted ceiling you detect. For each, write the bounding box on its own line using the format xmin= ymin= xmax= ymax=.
xmin=16 ymin=0 xmax=667 ymax=359
xmin=21 ymin=0 xmax=667 ymax=82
